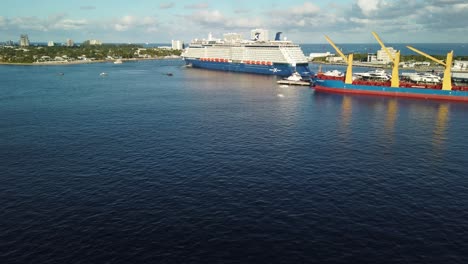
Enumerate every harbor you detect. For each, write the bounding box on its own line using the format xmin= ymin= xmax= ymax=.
xmin=2 ymin=1 xmax=468 ymax=263
xmin=2 ymin=59 xmax=468 ymax=263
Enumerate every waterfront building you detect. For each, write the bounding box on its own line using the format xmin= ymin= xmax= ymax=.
xmin=309 ymin=52 xmax=334 ymax=60
xmin=453 ymin=60 xmax=468 ymax=71
xmin=171 ymin=40 xmax=183 ymax=50
xmin=367 ymin=53 xmax=377 ymax=62
xmin=83 ymin=39 xmax=102 ymax=45
xmin=326 ymin=56 xmax=345 ymax=63
xmin=48 ymin=41 xmax=54 ymax=47
xmin=376 ymin=47 xmax=398 ymax=64
xmin=19 ymin=34 xmax=30 ymax=47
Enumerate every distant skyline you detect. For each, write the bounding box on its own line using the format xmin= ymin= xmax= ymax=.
xmin=1 ymin=0 xmax=467 ymax=44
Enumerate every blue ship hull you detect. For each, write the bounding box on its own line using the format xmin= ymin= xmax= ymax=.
xmin=184 ymin=58 xmax=311 ymax=77
xmin=314 ymin=79 xmax=468 ymax=102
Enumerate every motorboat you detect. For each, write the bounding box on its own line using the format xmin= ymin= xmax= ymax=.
xmin=277 ymin=71 xmax=310 ymax=86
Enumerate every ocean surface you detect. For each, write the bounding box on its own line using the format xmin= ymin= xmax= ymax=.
xmin=1 ymin=60 xmax=468 ymax=263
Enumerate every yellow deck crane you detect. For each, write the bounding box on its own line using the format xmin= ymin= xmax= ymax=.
xmin=324 ymin=36 xmax=353 ymax=84
xmin=406 ymin=46 xmax=453 ymax=91
xmin=371 ymin=32 xmax=400 ymax=88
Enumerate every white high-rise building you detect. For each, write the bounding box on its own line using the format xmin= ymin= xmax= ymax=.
xmin=89 ymin=39 xmax=102 ymax=45
xmin=48 ymin=41 xmax=55 ymax=47
xmin=171 ymin=40 xmax=183 ymax=50
xmin=376 ymin=47 xmax=398 ymax=64
xmin=19 ymin=34 xmax=30 ymax=47
xmin=66 ymin=39 xmax=74 ymax=47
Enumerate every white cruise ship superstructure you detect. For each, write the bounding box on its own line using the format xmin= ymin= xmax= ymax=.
xmin=182 ymin=29 xmax=311 ymax=77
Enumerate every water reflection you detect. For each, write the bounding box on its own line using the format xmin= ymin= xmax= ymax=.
xmin=383 ymin=99 xmax=398 ymax=143
xmin=317 ymin=92 xmax=452 ymax=155
xmin=339 ymin=96 xmax=352 ymax=138
xmin=432 ymin=103 xmax=449 ymax=152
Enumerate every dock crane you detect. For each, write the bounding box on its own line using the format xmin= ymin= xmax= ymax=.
xmin=324 ymin=36 xmax=353 ymax=84
xmin=406 ymin=46 xmax=453 ymax=91
xmin=371 ymin=32 xmax=400 ymax=88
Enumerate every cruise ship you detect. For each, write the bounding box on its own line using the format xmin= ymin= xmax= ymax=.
xmin=182 ymin=29 xmax=311 ymax=77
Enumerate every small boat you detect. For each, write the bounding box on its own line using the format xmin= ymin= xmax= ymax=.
xmin=114 ymin=59 xmax=123 ymax=64
xmin=322 ymin=70 xmax=343 ymax=77
xmin=353 ymin=69 xmax=391 ymax=81
xmin=100 ymin=72 xmax=108 ymax=76
xmin=401 ymin=72 xmax=441 ymax=83
xmin=277 ymin=71 xmax=311 ymax=86
xmin=165 ymin=73 xmax=173 ymax=76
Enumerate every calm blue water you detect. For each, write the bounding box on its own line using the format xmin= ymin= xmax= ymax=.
xmin=1 ymin=60 xmax=468 ymax=263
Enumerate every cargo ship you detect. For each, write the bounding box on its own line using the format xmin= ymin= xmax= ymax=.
xmin=182 ymin=29 xmax=311 ymax=77
xmin=312 ymin=33 xmax=468 ymax=102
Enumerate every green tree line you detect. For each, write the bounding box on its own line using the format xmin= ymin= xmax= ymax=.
xmin=0 ymin=44 xmax=182 ymax=63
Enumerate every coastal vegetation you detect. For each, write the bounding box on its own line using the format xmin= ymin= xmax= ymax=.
xmin=0 ymin=44 xmax=182 ymax=64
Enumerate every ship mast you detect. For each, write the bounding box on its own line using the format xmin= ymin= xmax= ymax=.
xmin=371 ymin=32 xmax=400 ymax=88
xmin=324 ymin=36 xmax=353 ymax=84
xmin=406 ymin=46 xmax=453 ymax=91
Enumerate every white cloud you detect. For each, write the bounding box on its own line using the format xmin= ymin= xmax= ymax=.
xmin=4 ymin=15 xmax=87 ymax=32
xmin=9 ymin=17 xmax=48 ymax=31
xmin=356 ymin=0 xmax=385 ymax=16
xmin=52 ymin=19 xmax=87 ymax=30
xmin=190 ymin=10 xmax=224 ymax=26
xmin=114 ymin=15 xmax=158 ymax=32
xmin=289 ymin=2 xmax=320 ymax=16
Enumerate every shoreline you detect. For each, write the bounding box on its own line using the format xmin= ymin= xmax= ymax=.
xmin=0 ymin=56 xmax=182 ymax=66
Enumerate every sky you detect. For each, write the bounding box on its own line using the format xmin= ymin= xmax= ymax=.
xmin=1 ymin=0 xmax=467 ymax=44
